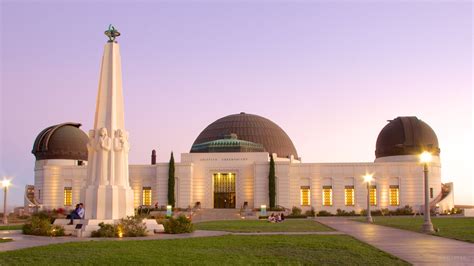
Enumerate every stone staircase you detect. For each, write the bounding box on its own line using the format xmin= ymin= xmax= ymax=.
xmin=192 ymin=208 xmax=248 ymax=222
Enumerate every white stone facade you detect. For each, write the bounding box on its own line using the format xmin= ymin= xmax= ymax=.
xmin=32 ymin=151 xmax=452 ymax=213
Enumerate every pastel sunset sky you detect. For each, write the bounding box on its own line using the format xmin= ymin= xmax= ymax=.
xmin=1 ymin=1 xmax=472 ymax=206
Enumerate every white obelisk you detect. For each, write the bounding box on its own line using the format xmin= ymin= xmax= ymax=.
xmin=84 ymin=26 xmax=134 ymax=220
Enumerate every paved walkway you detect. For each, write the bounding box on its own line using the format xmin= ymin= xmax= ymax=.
xmin=315 ymin=217 xmax=474 ymax=265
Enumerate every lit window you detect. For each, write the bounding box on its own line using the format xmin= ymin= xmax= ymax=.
xmin=322 ymin=186 xmax=332 ymax=206
xmin=389 ymin=185 xmax=399 ymax=206
xmin=344 ymin=186 xmax=354 ymax=206
xmin=142 ymin=187 xmax=152 ymax=206
xmin=300 ymin=186 xmax=310 ymax=206
xmin=370 ymin=185 xmax=377 ymax=206
xmin=64 ymin=187 xmax=72 ymax=206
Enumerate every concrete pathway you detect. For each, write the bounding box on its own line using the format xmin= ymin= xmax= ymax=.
xmin=315 ymin=217 xmax=474 ymax=266
xmin=0 ymin=230 xmax=228 ymax=252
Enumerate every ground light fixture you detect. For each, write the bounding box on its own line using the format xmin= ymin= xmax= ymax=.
xmin=419 ymin=151 xmax=434 ymax=233
xmin=363 ymin=174 xmax=373 ymax=223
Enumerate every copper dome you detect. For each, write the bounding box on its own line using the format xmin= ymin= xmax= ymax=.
xmin=32 ymin=122 xmax=88 ymax=161
xmin=375 ymin=116 xmax=440 ymax=158
xmin=191 ymin=113 xmax=298 ymax=158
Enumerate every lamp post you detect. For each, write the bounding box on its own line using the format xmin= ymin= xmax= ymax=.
xmin=2 ymin=179 xmax=11 ymax=225
xmin=420 ymin=151 xmax=434 ymax=233
xmin=363 ymin=174 xmax=373 ymax=223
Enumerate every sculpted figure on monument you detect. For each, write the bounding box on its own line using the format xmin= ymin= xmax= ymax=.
xmin=114 ymin=129 xmax=130 ymax=187
xmin=86 ymin=130 xmax=97 ymax=185
xmin=96 ymin=127 xmax=111 ymax=185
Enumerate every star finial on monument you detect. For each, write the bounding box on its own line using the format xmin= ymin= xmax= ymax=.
xmin=104 ymin=24 xmax=121 ymax=43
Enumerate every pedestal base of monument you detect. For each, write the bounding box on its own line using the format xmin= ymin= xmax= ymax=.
xmin=84 ymin=185 xmax=135 ymax=220
xmin=53 ymin=219 xmax=164 ymax=237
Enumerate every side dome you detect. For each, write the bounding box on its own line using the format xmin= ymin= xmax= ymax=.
xmin=375 ymin=116 xmax=440 ymax=158
xmin=191 ymin=112 xmax=298 ymax=158
xmin=32 ymin=122 xmax=88 ymax=161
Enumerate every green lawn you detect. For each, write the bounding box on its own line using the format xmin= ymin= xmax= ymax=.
xmin=0 ymin=235 xmax=407 ymax=265
xmin=354 ymin=216 xmax=474 ymax=243
xmin=0 ymin=225 xmax=23 ymax=231
xmin=194 ymin=219 xmax=333 ymax=232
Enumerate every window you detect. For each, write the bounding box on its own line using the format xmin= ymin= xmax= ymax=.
xmin=430 ymin=187 xmax=433 ymax=198
xmin=142 ymin=187 xmax=152 ymax=206
xmin=389 ymin=185 xmax=399 ymax=206
xmin=322 ymin=186 xmax=332 ymax=206
xmin=38 ymin=189 xmax=41 ymax=199
xmin=64 ymin=187 xmax=72 ymax=206
xmin=300 ymin=186 xmax=311 ymax=206
xmin=370 ymin=185 xmax=377 ymax=206
xmin=344 ymin=186 xmax=354 ymax=206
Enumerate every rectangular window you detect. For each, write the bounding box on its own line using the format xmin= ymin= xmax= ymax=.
xmin=142 ymin=187 xmax=152 ymax=206
xmin=64 ymin=187 xmax=72 ymax=206
xmin=300 ymin=186 xmax=311 ymax=206
xmin=370 ymin=185 xmax=377 ymax=206
xmin=389 ymin=185 xmax=399 ymax=206
xmin=430 ymin=187 xmax=433 ymax=198
xmin=322 ymin=186 xmax=332 ymax=206
xmin=344 ymin=186 xmax=354 ymax=206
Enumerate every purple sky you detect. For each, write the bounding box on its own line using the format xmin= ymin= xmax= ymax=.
xmin=1 ymin=1 xmax=472 ymax=207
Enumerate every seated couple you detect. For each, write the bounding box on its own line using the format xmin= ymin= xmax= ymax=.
xmin=267 ymin=213 xmax=285 ymax=223
xmin=67 ymin=203 xmax=84 ymax=225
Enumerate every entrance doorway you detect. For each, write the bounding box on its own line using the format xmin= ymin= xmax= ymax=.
xmin=213 ymin=173 xmax=236 ymax=208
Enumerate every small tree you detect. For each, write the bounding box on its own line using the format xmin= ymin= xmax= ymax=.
xmin=268 ymin=154 xmax=276 ymax=208
xmin=168 ymin=152 xmax=175 ymax=207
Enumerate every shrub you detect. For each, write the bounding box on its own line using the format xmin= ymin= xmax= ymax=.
xmin=258 ymin=215 xmax=269 ymax=220
xmin=22 ymin=214 xmax=64 ymax=236
xmin=91 ymin=216 xmax=147 ymax=237
xmin=336 ymin=209 xmax=357 ymax=216
xmin=118 ymin=216 xmax=147 ymax=237
xmin=390 ymin=205 xmax=413 ymax=215
xmin=291 ymin=206 xmax=302 ymax=216
xmin=305 ymin=207 xmax=316 ymax=217
xmin=317 ymin=210 xmax=332 ymax=216
xmin=163 ymin=214 xmax=194 ymax=234
xmin=91 ymin=222 xmax=117 ymax=238
xmin=286 ymin=214 xmax=308 ymax=219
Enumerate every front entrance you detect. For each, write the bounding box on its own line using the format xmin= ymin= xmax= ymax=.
xmin=213 ymin=173 xmax=236 ymax=208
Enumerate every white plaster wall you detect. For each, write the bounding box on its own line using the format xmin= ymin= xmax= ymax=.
xmin=32 ymin=154 xmax=443 ymax=212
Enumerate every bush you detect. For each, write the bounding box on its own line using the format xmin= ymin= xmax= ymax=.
xmin=391 ymin=205 xmax=414 ymax=215
xmin=118 ymin=216 xmax=147 ymax=237
xmin=91 ymin=216 xmax=147 ymax=237
xmin=317 ymin=210 xmax=332 ymax=216
xmin=336 ymin=209 xmax=357 ymax=216
xmin=163 ymin=214 xmax=194 ymax=234
xmin=258 ymin=215 xmax=269 ymax=219
xmin=305 ymin=207 xmax=316 ymax=217
xmin=291 ymin=206 xmax=302 ymax=216
xmin=286 ymin=214 xmax=308 ymax=219
xmin=22 ymin=214 xmax=64 ymax=236
xmin=91 ymin=222 xmax=117 ymax=237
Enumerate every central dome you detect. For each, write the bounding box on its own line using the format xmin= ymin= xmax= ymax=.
xmin=191 ymin=112 xmax=298 ymax=158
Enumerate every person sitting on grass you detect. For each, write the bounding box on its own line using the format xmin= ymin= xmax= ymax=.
xmin=276 ymin=213 xmax=282 ymax=223
xmin=267 ymin=213 xmax=276 ymax=223
xmin=280 ymin=213 xmax=285 ymax=222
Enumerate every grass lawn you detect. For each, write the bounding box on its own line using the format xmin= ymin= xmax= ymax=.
xmin=194 ymin=219 xmax=333 ymax=232
xmin=353 ymin=216 xmax=474 ymax=243
xmin=0 ymin=225 xmax=23 ymax=231
xmin=0 ymin=235 xmax=407 ymax=265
